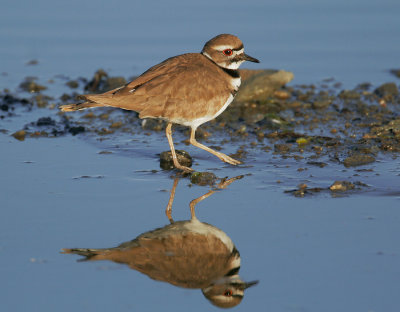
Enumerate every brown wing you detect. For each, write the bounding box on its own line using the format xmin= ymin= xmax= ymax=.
xmin=83 ymin=53 xmax=232 ymax=123
xmin=62 ymin=222 xmax=234 ymax=289
xmin=128 ymin=233 xmax=233 ymax=289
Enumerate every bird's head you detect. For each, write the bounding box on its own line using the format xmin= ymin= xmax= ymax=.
xmin=201 ymin=34 xmax=260 ymax=70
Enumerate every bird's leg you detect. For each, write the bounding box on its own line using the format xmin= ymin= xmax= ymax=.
xmin=189 ymin=190 xmax=216 ymax=220
xmin=189 ymin=128 xmax=242 ymax=165
xmin=165 ymin=123 xmax=194 ymax=172
xmin=165 ymin=177 xmax=179 ymax=223
xmin=216 ymin=175 xmax=244 ymax=189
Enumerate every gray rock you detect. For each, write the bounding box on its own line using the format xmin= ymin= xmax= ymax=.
xmin=190 ymin=172 xmax=217 ymax=186
xmin=343 ymin=154 xmax=375 ymax=167
xmin=389 ymin=69 xmax=400 ymax=79
xmin=235 ymin=69 xmax=294 ymax=102
xmin=160 ymin=150 xmax=192 ymax=170
xmin=374 ymin=82 xmax=399 ymax=97
xmin=329 ymin=181 xmax=355 ymax=192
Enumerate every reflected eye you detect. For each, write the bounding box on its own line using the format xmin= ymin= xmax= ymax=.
xmin=224 ymin=290 xmax=233 ymax=297
xmin=222 ymin=49 xmax=233 ymax=56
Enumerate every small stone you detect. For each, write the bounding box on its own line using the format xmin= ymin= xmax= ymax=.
xmin=99 ymin=113 xmax=110 ymax=120
xmin=68 ymin=126 xmax=85 ymax=135
xmin=339 ymin=90 xmax=361 ymax=100
xmin=19 ymin=78 xmax=47 ymax=93
xmin=274 ymin=90 xmax=291 ymax=100
xmin=330 ymin=181 xmax=355 ymax=192
xmin=103 ymin=77 xmax=126 ymax=92
xmin=312 ymin=99 xmax=331 ymax=109
xmin=296 ymin=137 xmax=309 ymax=146
xmin=60 ymin=93 xmax=72 ymax=102
xmin=26 ymin=59 xmax=38 ymax=66
xmin=190 ymin=171 xmax=217 ymax=186
xmin=293 ymin=184 xmax=307 ymax=197
xmin=12 ymin=130 xmax=26 ymax=141
xmin=374 ymin=82 xmax=399 ymax=98
xmin=84 ymin=69 xmax=127 ymax=93
xmin=36 ymin=117 xmax=55 ymax=126
xmin=390 ymin=69 xmax=400 ymax=79
xmin=235 ymin=69 xmax=294 ymax=102
xmin=142 ymin=119 xmax=164 ymax=131
xmin=83 ymin=112 xmax=96 ymax=119
xmin=343 ymin=154 xmax=375 ymax=167
xmin=370 ymin=118 xmax=400 ymax=138
xmin=159 ymin=150 xmax=192 ymax=170
xmin=84 ymin=69 xmax=108 ymax=92
xmin=274 ymin=143 xmax=292 ymax=153
xmin=66 ymin=80 xmax=79 ymax=89
xmin=97 ymin=128 xmax=114 ymax=135
xmin=306 ymin=161 xmax=327 ymax=168
xmin=110 ymin=122 xmax=123 ymax=129
xmin=34 ymin=94 xmax=52 ymax=108
xmin=98 ymin=150 xmax=113 ymax=154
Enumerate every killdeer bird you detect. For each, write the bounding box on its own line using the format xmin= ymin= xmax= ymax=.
xmin=60 ymin=34 xmax=259 ymax=171
xmin=62 ymin=177 xmax=258 ymax=308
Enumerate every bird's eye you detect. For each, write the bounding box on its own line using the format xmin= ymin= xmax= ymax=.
xmin=222 ymin=49 xmax=233 ymax=56
xmin=224 ymin=290 xmax=233 ymax=297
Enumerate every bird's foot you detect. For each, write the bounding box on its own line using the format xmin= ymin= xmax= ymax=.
xmin=173 ymin=161 xmax=194 ymax=172
xmin=218 ymin=153 xmax=242 ymax=166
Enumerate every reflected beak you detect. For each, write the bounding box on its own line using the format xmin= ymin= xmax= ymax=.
xmin=242 ymin=53 xmax=260 ymax=63
xmin=243 ymin=280 xmax=259 ymax=289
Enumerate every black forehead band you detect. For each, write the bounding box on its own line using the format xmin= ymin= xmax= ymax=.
xmin=233 ymin=44 xmax=244 ymax=51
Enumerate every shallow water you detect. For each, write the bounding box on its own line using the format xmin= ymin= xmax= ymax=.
xmin=1 ymin=120 xmax=400 ymax=311
xmin=1 ymin=0 xmax=400 ymax=311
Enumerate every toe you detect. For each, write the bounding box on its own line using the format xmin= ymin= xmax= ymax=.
xmin=176 ymin=164 xmax=194 ymax=172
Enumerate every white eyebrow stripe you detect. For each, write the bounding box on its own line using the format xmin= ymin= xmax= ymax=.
xmin=214 ymin=45 xmax=243 ymax=50
xmin=202 ymin=51 xmax=212 ymax=60
xmin=234 ymin=48 xmax=244 ymax=55
xmin=213 ymin=45 xmax=234 ymax=50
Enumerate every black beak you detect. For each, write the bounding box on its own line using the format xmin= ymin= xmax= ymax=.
xmin=243 ymin=280 xmax=259 ymax=290
xmin=242 ymin=53 xmax=260 ymax=63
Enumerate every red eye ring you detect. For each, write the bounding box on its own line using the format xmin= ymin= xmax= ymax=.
xmin=223 ymin=49 xmax=233 ymax=56
xmin=224 ymin=290 xmax=233 ymax=297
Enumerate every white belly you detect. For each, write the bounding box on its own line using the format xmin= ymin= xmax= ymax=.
xmin=183 ymin=93 xmax=235 ymax=129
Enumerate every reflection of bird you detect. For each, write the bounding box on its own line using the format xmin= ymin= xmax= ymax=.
xmin=62 ymin=177 xmax=258 ymax=308
xmin=59 ymin=34 xmax=259 ymax=172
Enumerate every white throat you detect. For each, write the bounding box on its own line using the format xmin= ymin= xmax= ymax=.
xmin=224 ymin=60 xmax=245 ymax=70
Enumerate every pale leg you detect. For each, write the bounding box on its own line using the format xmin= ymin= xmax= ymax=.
xmin=189 ymin=128 xmax=242 ymax=165
xmin=189 ymin=176 xmax=243 ymax=220
xmin=165 ymin=123 xmax=194 ymax=172
xmin=189 ymin=190 xmax=215 ymax=221
xmin=165 ymin=177 xmax=179 ymax=223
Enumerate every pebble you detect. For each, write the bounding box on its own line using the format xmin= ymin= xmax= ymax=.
xmin=343 ymin=154 xmax=375 ymax=167
xmin=159 ymin=150 xmax=192 ymax=170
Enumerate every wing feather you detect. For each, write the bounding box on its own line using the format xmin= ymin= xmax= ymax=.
xmin=76 ymin=54 xmax=233 ymax=125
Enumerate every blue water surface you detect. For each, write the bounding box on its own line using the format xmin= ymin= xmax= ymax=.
xmin=1 ymin=1 xmax=400 ymax=312
xmin=1 ymin=0 xmax=400 ymax=88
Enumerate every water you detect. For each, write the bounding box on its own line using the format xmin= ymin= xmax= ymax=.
xmin=1 ymin=134 xmax=399 ymax=311
xmin=1 ymin=0 xmax=400 ymax=311
xmin=1 ymin=0 xmax=400 ymax=88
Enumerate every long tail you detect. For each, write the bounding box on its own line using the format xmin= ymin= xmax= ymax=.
xmin=59 ymin=93 xmax=113 ymax=112
xmin=61 ymin=248 xmax=110 ymax=261
xmin=59 ymin=102 xmax=107 ymax=112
